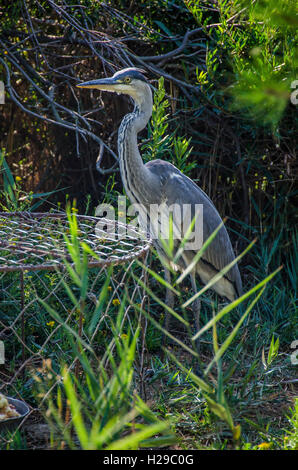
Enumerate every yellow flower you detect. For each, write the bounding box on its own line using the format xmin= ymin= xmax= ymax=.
xmin=15 ymin=176 xmax=22 ymax=182
xmin=107 ymin=286 xmax=112 ymax=292
xmin=257 ymin=442 xmax=271 ymax=450
xmin=112 ymin=299 xmax=120 ymax=306
xmin=46 ymin=321 xmax=55 ymax=328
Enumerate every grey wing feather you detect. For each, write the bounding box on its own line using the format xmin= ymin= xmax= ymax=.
xmin=146 ymin=160 xmax=242 ymax=299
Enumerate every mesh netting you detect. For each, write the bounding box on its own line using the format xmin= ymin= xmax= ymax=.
xmin=0 ymin=212 xmax=152 ymax=420
xmin=0 ymin=212 xmax=151 ymax=272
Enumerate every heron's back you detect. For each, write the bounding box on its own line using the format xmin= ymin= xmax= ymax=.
xmin=145 ymin=159 xmax=243 ymax=301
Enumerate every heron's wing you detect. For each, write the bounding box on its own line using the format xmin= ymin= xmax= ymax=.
xmin=146 ymin=160 xmax=242 ymax=298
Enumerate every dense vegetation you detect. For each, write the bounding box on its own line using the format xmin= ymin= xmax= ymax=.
xmin=0 ymin=0 xmax=297 ymax=450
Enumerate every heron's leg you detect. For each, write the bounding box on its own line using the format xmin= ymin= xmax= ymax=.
xmin=190 ymin=273 xmax=203 ymax=376
xmin=190 ymin=273 xmax=201 ymax=340
xmin=160 ymin=267 xmax=175 ymax=358
xmin=164 ymin=267 xmax=174 ymax=332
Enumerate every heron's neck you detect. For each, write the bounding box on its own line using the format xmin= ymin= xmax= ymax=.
xmin=118 ymin=86 xmax=154 ymax=205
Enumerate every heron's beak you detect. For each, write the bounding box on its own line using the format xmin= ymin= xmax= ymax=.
xmin=76 ymin=77 xmax=118 ymax=92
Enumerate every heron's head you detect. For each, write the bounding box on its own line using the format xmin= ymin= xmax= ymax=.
xmin=76 ymin=68 xmax=150 ymax=106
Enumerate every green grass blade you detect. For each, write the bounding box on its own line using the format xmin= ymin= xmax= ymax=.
xmin=107 ymin=421 xmax=170 ymax=450
xmin=131 ymin=271 xmax=189 ymax=327
xmin=166 ymin=349 xmax=213 ymax=394
xmin=63 ymin=367 xmax=90 ymax=449
xmin=177 ymin=219 xmax=225 ymax=284
xmin=134 ymin=303 xmax=196 ymax=357
xmin=192 ymin=265 xmax=282 ymax=341
xmin=204 ymin=286 xmax=266 ymax=374
xmin=183 ymin=239 xmax=256 ymax=307
xmin=136 ymin=259 xmax=180 ymax=297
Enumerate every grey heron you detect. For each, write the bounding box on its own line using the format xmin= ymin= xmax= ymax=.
xmin=77 ymin=68 xmax=242 ymax=336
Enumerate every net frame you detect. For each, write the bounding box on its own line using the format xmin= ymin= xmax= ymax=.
xmin=0 ymin=211 xmax=152 ymax=272
xmin=0 ymin=211 xmax=152 ymax=435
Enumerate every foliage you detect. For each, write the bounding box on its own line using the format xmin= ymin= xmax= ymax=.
xmin=142 ymin=77 xmax=195 ymax=175
xmin=0 ymin=0 xmax=297 ymax=451
xmin=131 ymin=220 xmax=284 ymax=445
xmin=0 ymin=150 xmax=65 ymax=211
xmin=32 ymin=208 xmax=174 ymax=450
xmin=283 ymin=399 xmax=298 ymax=450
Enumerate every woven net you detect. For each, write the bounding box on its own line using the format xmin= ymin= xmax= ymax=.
xmin=0 ymin=212 xmax=151 ymax=272
xmin=0 ymin=212 xmax=151 ymax=420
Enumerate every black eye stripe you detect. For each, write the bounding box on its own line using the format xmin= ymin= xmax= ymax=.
xmin=113 ymin=68 xmax=148 ymax=83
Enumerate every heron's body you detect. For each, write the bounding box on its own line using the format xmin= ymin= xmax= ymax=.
xmin=77 ymin=68 xmax=242 ymax=303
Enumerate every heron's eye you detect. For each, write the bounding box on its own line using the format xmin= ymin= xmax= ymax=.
xmin=124 ymin=76 xmax=131 ymax=84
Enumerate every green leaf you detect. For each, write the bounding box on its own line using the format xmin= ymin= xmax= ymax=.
xmin=192 ymin=265 xmax=283 ymax=341
xmin=184 ymin=239 xmax=257 ymax=307
xmin=107 ymin=421 xmax=170 ymax=450
xmin=204 ymin=286 xmax=266 ymax=374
